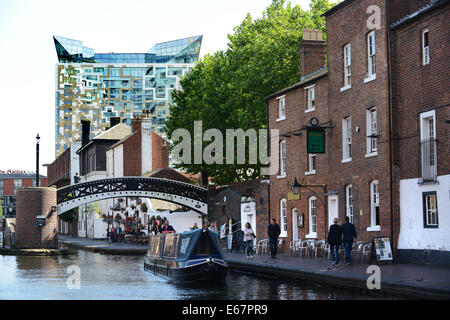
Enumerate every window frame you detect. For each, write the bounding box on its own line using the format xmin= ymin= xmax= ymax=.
xmin=366 ymin=108 xmax=378 ymax=156
xmin=280 ymin=198 xmax=288 ymax=237
xmin=367 ymin=31 xmax=376 ymax=78
xmin=345 ymin=184 xmax=354 ymax=224
xmin=370 ymin=180 xmax=380 ymax=228
xmin=278 ymin=140 xmax=287 ymax=178
xmin=422 ymin=28 xmax=430 ymax=65
xmin=342 ymin=116 xmax=352 ymax=162
xmin=307 ymin=196 xmax=317 ymax=238
xmin=305 ymin=153 xmax=316 ymax=175
xmin=422 ymin=191 xmax=438 ymax=228
xmin=277 ymin=95 xmax=286 ymax=121
xmin=305 ymin=85 xmax=316 ymax=112
xmin=343 ymin=44 xmax=351 ymax=88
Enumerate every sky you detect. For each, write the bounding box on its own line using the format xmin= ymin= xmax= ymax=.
xmin=0 ymin=0 xmax=311 ymax=176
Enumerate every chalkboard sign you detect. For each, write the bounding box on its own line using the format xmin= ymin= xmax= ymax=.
xmin=371 ymin=236 xmax=393 ymax=263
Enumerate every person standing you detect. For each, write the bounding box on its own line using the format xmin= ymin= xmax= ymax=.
xmin=243 ymin=223 xmax=256 ymax=259
xmin=327 ymin=218 xmax=343 ymax=266
xmin=268 ymin=219 xmax=281 ymax=258
xmin=160 ymin=219 xmax=176 ymax=234
xmin=341 ymin=216 xmax=357 ymax=265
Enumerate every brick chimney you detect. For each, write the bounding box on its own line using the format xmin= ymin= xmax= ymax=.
xmin=300 ymin=29 xmax=326 ymax=77
xmin=131 ymin=117 xmax=141 ymax=133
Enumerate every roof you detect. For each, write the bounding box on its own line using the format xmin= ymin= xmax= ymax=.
xmin=106 ymin=131 xmax=138 ymax=151
xmin=142 ymin=168 xmax=196 ymax=184
xmin=265 ymin=68 xmax=328 ymax=101
xmin=321 ymin=0 xmax=355 ymax=17
xmin=390 ymin=0 xmax=449 ymax=29
xmin=93 ymin=123 xmax=131 ymax=140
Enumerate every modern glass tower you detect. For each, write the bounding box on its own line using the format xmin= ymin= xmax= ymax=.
xmin=53 ymin=35 xmax=202 ymax=157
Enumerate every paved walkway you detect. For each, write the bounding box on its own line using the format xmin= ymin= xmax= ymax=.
xmin=59 ymin=236 xmax=147 ymax=255
xmin=58 ymin=236 xmax=450 ymax=299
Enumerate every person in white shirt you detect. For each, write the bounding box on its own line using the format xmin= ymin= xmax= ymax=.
xmin=243 ymin=223 xmax=256 ymax=259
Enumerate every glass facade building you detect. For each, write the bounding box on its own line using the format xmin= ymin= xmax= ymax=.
xmin=53 ymin=35 xmax=202 ymax=156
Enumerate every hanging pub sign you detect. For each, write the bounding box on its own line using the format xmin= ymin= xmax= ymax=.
xmin=307 ymin=127 xmax=325 ymax=154
xmin=371 ymin=236 xmax=393 ymax=263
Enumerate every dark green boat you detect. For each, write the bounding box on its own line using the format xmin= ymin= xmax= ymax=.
xmin=144 ymin=228 xmax=228 ymax=283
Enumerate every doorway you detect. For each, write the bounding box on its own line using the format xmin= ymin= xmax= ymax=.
xmin=328 ymin=195 xmax=338 ymax=228
xmin=292 ymin=208 xmax=299 ymax=240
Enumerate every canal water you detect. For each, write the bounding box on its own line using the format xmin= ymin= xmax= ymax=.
xmin=0 ymin=250 xmax=399 ymax=300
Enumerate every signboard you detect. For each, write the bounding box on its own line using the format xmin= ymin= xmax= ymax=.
xmin=307 ymin=127 xmax=325 ymax=154
xmin=371 ymin=236 xmax=393 ymax=262
xmin=287 ymin=192 xmax=300 ymax=201
xmin=36 ymin=215 xmax=46 ymax=227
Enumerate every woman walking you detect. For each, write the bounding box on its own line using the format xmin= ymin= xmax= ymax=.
xmin=243 ymin=223 xmax=256 ymax=259
xmin=327 ymin=218 xmax=343 ymax=266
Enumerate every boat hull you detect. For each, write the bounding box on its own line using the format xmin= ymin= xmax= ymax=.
xmin=144 ymin=257 xmax=228 ymax=284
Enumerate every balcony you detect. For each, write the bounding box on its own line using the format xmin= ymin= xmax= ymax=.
xmin=419 ymin=138 xmax=438 ymax=185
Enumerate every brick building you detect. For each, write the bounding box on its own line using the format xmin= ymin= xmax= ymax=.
xmin=0 ymin=172 xmax=47 ymax=218
xmin=46 ymin=141 xmax=81 ymax=236
xmin=265 ymin=0 xmax=449 ymax=262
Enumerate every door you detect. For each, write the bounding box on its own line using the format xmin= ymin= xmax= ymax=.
xmin=292 ymin=208 xmax=299 ymax=240
xmin=328 ymin=195 xmax=338 ymax=228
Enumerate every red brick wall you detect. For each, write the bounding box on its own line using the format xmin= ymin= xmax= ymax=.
xmin=151 ymin=132 xmax=169 ymax=170
xmin=391 ymin=6 xmax=450 ymax=180
xmin=123 ymin=131 xmax=142 ymax=176
xmin=325 ymin=0 xmax=394 ymax=245
xmin=47 ymin=147 xmax=70 ymax=187
xmin=2 ymin=179 xmax=13 ymax=195
xmin=268 ymin=75 xmax=329 ymax=249
xmin=300 ymin=39 xmax=326 ymax=76
xmin=15 ymin=187 xmax=58 ymax=249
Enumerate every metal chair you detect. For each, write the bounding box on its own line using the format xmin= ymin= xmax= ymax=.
xmin=314 ymin=240 xmax=326 ymax=258
xmin=296 ymin=240 xmax=309 ymax=258
xmin=362 ymin=243 xmax=372 ymax=264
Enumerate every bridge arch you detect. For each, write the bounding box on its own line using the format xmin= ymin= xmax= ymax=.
xmin=57 ymin=177 xmax=208 ymax=215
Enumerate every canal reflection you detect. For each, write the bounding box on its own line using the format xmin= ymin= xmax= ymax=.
xmin=0 ymin=250 xmax=399 ymax=300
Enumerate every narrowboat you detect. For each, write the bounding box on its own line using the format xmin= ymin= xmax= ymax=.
xmin=144 ymin=228 xmax=228 ymax=283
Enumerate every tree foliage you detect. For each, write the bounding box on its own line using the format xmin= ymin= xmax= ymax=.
xmin=165 ymin=0 xmax=338 ymax=185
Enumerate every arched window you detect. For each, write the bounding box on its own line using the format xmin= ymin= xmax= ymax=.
xmin=370 ymin=180 xmax=380 ymax=228
xmin=308 ymin=196 xmax=317 ymax=238
xmin=345 ymin=184 xmax=354 ymax=223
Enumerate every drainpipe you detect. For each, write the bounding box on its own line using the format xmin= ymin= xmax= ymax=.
xmin=385 ymin=0 xmax=395 ymax=255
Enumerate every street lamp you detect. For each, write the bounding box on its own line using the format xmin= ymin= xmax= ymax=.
xmin=291 ymin=177 xmax=301 ymax=195
xmin=36 ymin=133 xmax=40 ymax=187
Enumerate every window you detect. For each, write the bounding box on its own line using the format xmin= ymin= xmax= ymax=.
xmin=308 ymin=197 xmax=317 ymax=236
xmin=0 ymin=180 xmax=3 ymax=195
xmin=366 ymin=108 xmax=377 ymax=155
xmin=422 ymin=29 xmax=430 ymax=65
xmin=279 ymin=140 xmax=287 ymax=177
xmin=423 ymin=192 xmax=438 ymax=228
xmin=345 ymin=185 xmax=354 ymax=223
xmin=277 ymin=96 xmax=286 ymax=121
xmin=343 ymin=44 xmax=351 ymax=88
xmin=13 ymin=179 xmax=22 ymax=195
xmin=280 ymin=199 xmax=288 ymax=237
xmin=370 ymin=181 xmax=380 ymax=228
xmin=367 ymin=31 xmax=376 ymax=77
xmin=306 ymin=85 xmax=315 ymax=112
xmin=342 ymin=117 xmax=352 ymax=162
xmin=306 ymin=153 xmax=316 ymax=175
xmin=420 ymin=110 xmax=437 ymax=183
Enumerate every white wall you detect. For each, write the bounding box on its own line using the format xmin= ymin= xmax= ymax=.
xmin=70 ymin=141 xmax=81 ymax=184
xmin=241 ymin=202 xmax=256 ymax=236
xmin=398 ymin=174 xmax=450 ymax=251
xmin=141 ymin=119 xmax=152 ymax=175
xmin=157 ymin=210 xmax=203 ymax=233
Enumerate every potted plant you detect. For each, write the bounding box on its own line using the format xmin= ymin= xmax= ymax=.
xmin=141 ymin=202 xmax=148 ymax=213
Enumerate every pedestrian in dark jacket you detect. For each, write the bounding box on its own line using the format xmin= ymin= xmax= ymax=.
xmin=268 ymin=219 xmax=281 ymax=258
xmin=341 ymin=216 xmax=357 ymax=265
xmin=327 ymin=218 xmax=343 ymax=266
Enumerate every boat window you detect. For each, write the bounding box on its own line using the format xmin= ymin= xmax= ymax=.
xmin=149 ymin=235 xmax=163 ymax=257
xmin=179 ymin=238 xmax=190 ymax=254
xmin=162 ymin=234 xmax=179 ymax=259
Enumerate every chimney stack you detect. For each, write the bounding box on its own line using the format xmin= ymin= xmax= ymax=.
xmin=131 ymin=116 xmax=141 ymax=133
xmin=300 ymin=29 xmax=326 ymax=77
xmin=81 ymin=120 xmax=90 ymax=146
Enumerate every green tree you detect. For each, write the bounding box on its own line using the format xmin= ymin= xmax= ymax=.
xmin=166 ymin=0 xmax=338 ymax=185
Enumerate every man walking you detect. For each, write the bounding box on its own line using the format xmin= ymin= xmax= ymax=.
xmin=327 ymin=218 xmax=343 ymax=266
xmin=268 ymin=219 xmax=281 ymax=258
xmin=341 ymin=216 xmax=357 ymax=265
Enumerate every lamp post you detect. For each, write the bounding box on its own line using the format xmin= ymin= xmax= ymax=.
xmin=36 ymin=134 xmax=40 ymax=187
xmin=291 ymin=177 xmax=328 ymax=239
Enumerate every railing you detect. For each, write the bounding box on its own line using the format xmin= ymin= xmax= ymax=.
xmin=420 ymin=138 xmax=438 ymax=184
